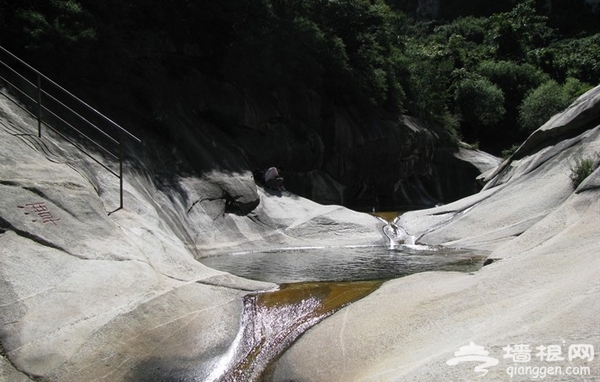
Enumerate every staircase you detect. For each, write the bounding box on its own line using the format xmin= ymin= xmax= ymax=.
xmin=0 ymin=46 xmax=141 ymax=211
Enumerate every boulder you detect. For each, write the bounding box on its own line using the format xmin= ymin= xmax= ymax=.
xmin=271 ymin=87 xmax=600 ymax=381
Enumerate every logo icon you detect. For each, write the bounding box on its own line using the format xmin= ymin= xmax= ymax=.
xmin=446 ymin=342 xmax=499 ymax=377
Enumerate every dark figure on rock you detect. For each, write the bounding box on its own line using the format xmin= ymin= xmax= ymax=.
xmin=264 ymin=167 xmax=285 ymax=191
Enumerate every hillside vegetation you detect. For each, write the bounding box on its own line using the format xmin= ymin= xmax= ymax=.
xmin=1 ymin=0 xmax=598 ymax=155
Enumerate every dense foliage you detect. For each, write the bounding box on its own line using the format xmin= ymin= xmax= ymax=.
xmin=1 ymin=0 xmax=598 ymax=154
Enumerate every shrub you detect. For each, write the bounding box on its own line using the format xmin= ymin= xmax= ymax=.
xmin=562 ymin=77 xmax=593 ymax=100
xmin=569 ymin=155 xmax=596 ymax=188
xmin=475 ymin=60 xmax=549 ymax=146
xmin=434 ymin=16 xmax=488 ymax=45
xmin=518 ymin=80 xmax=567 ymax=133
xmin=501 ymin=143 xmax=520 ymax=159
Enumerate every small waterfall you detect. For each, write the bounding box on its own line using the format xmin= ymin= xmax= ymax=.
xmin=208 ymin=281 xmax=382 ymax=381
xmin=377 ymin=217 xmax=415 ymax=248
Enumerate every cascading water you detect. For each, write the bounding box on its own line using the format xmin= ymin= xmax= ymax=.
xmin=206 ymin=282 xmax=382 ymax=382
xmin=382 ymin=220 xmax=415 ymax=247
xmin=200 ymin=214 xmax=487 ymax=381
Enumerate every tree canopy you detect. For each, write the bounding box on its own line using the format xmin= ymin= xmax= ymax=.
xmin=1 ymin=0 xmax=598 ymax=154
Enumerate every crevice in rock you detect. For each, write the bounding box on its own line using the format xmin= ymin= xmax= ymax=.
xmin=0 ymin=216 xmax=10 ymax=234
xmin=23 ymin=186 xmax=49 ymax=200
xmin=247 ymin=213 xmax=280 ymax=231
xmin=576 ymin=184 xmax=600 ymax=194
xmin=187 ymin=191 xmax=259 ymax=217
xmin=0 ymin=216 xmax=78 ymax=258
xmin=187 ymin=195 xmax=223 ymax=214
xmin=0 ymin=340 xmax=7 ymax=358
xmin=195 ymin=278 xmax=272 ymax=292
xmin=488 ymin=121 xmax=600 ymax=186
xmin=0 ymin=340 xmax=34 ymax=382
xmin=430 ymin=210 xmax=460 ymax=216
xmin=483 ymin=258 xmax=500 ymax=266
xmin=226 ymin=192 xmax=260 ymax=216
xmin=223 ymin=192 xmax=244 ymax=215
xmin=412 ymin=200 xmax=485 ymax=244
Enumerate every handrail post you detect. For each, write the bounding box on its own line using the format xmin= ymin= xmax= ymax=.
xmin=1 ymin=45 xmax=141 ymax=211
xmin=119 ymin=134 xmax=124 ymax=210
xmin=36 ymin=73 xmax=42 ymax=137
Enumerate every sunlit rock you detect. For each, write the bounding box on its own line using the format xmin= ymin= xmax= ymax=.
xmin=0 ymin=93 xmax=384 ymax=381
xmin=271 ymin=86 xmax=600 ymax=381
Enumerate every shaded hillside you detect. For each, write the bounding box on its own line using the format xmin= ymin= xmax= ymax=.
xmin=0 ymin=0 xmax=597 ymax=209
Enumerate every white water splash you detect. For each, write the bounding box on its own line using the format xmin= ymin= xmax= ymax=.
xmin=377 ymin=217 xmax=415 ymax=248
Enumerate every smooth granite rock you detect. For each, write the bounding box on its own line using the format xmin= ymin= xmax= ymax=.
xmin=0 ymin=93 xmax=384 ymax=382
xmin=271 ymin=86 xmax=600 ymax=381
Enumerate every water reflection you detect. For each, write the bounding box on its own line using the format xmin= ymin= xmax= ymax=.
xmin=200 ymin=246 xmax=487 ymax=284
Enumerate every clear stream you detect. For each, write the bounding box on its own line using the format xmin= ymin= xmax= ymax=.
xmin=199 ymin=245 xmax=487 ymax=381
xmin=200 ymin=245 xmax=486 ymax=284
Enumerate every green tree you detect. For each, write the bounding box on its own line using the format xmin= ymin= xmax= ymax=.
xmin=529 ymin=34 xmax=600 ymax=84
xmin=311 ymin=0 xmax=408 ymax=108
xmin=486 ymin=0 xmax=555 ymax=61
xmin=545 ymin=0 xmax=600 ymax=36
xmin=476 ymin=60 xmax=548 ymax=140
xmin=15 ymin=0 xmax=96 ymax=52
xmin=518 ymin=78 xmax=591 ymax=134
xmin=452 ymin=71 xmax=505 ymax=142
xmin=402 ymin=37 xmax=455 ymax=127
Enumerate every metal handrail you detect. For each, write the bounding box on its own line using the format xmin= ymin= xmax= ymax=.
xmin=0 ymin=45 xmax=141 ymax=211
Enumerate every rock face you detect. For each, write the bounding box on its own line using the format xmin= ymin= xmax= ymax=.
xmin=97 ymin=63 xmax=491 ymax=212
xmin=426 ymin=146 xmax=501 ymax=204
xmin=271 ymin=87 xmax=600 ymax=381
xmin=0 ymin=94 xmax=384 ymax=381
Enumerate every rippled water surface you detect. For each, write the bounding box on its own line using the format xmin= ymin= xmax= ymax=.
xmin=201 ymin=245 xmax=487 ymax=284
